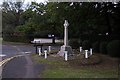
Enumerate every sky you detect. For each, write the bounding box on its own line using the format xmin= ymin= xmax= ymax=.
xmin=0 ymin=0 xmax=47 ymax=5
xmin=24 ymin=0 xmax=47 ymax=4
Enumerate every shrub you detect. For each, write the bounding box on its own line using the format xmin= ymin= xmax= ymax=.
xmin=69 ymin=39 xmax=80 ymax=49
xmin=107 ymin=40 xmax=120 ymax=57
xmin=82 ymin=40 xmax=91 ymax=50
xmin=92 ymin=41 xmax=100 ymax=53
xmin=99 ymin=41 xmax=108 ymax=54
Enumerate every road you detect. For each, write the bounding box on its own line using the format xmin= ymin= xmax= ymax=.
xmin=0 ymin=42 xmax=60 ymax=78
xmin=1 ymin=42 xmax=60 ymax=60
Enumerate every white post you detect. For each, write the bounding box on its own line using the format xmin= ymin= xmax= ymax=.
xmin=64 ymin=20 xmax=69 ymax=46
xmin=90 ymin=48 xmax=92 ymax=55
xmin=64 ymin=51 xmax=68 ymax=61
xmin=85 ymin=50 xmax=88 ymax=58
xmin=48 ymin=46 xmax=51 ymax=52
xmin=80 ymin=47 xmax=82 ymax=53
xmin=38 ymin=48 xmax=42 ymax=56
xmin=44 ymin=50 xmax=47 ymax=59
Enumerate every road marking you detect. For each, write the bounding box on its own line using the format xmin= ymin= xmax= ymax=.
xmin=0 ymin=55 xmax=23 ymax=66
xmin=0 ymin=54 xmax=23 ymax=78
xmin=0 ymin=54 xmax=6 ymax=57
xmin=24 ymin=52 xmax=31 ymax=54
xmin=20 ymin=51 xmax=31 ymax=54
xmin=12 ymin=46 xmax=17 ymax=47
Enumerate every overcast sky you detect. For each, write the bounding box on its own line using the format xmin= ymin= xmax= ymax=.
xmin=0 ymin=0 xmax=47 ymax=5
xmin=24 ymin=0 xmax=47 ymax=4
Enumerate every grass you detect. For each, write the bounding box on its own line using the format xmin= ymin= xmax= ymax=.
xmin=42 ymin=67 xmax=118 ymax=78
xmin=32 ymin=53 xmax=119 ymax=78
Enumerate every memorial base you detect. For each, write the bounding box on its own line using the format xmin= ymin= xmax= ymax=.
xmin=58 ymin=45 xmax=73 ymax=56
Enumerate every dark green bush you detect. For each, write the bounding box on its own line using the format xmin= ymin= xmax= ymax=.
xmin=100 ymin=41 xmax=108 ymax=54
xmin=92 ymin=41 xmax=100 ymax=53
xmin=69 ymin=39 xmax=80 ymax=49
xmin=3 ymin=36 xmax=30 ymax=43
xmin=82 ymin=40 xmax=91 ymax=50
xmin=107 ymin=40 xmax=120 ymax=57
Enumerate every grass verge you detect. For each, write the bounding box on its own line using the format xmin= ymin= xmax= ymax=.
xmin=32 ymin=53 xmax=119 ymax=78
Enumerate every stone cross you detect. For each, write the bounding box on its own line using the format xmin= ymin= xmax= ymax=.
xmin=64 ymin=20 xmax=69 ymax=46
xmin=57 ymin=20 xmax=72 ymax=57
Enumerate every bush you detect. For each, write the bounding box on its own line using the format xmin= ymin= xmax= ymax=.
xmin=69 ymin=39 xmax=80 ymax=49
xmin=3 ymin=35 xmax=30 ymax=43
xmin=82 ymin=40 xmax=91 ymax=50
xmin=99 ymin=41 xmax=108 ymax=54
xmin=107 ymin=40 xmax=120 ymax=57
xmin=92 ymin=41 xmax=100 ymax=53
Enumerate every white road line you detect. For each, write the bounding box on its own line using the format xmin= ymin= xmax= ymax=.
xmin=0 ymin=54 xmax=23 ymax=79
xmin=12 ymin=46 xmax=17 ymax=47
xmin=0 ymin=55 xmax=23 ymax=66
xmin=19 ymin=51 xmax=31 ymax=54
xmin=0 ymin=54 xmax=6 ymax=57
xmin=24 ymin=52 xmax=31 ymax=54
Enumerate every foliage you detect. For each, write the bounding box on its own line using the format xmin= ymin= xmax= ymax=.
xmin=69 ymin=39 xmax=81 ymax=49
xmin=82 ymin=40 xmax=91 ymax=50
xmin=107 ymin=40 xmax=120 ymax=57
xmin=99 ymin=41 xmax=108 ymax=54
xmin=92 ymin=41 xmax=100 ymax=53
xmin=2 ymin=1 xmax=120 ymax=42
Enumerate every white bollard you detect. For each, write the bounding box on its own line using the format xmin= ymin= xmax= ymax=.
xmin=38 ymin=48 xmax=42 ymax=56
xmin=80 ymin=47 xmax=82 ymax=53
xmin=90 ymin=48 xmax=93 ymax=55
xmin=44 ymin=50 xmax=47 ymax=59
xmin=64 ymin=51 xmax=68 ymax=61
xmin=48 ymin=46 xmax=51 ymax=52
xmin=85 ymin=50 xmax=88 ymax=58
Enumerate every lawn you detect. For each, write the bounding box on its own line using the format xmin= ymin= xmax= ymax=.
xmin=32 ymin=52 xmax=119 ymax=78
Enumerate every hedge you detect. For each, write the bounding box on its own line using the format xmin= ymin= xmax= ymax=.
xmin=107 ymin=40 xmax=120 ymax=57
xmin=99 ymin=41 xmax=108 ymax=54
xmin=69 ymin=39 xmax=81 ymax=49
xmin=82 ymin=40 xmax=91 ymax=50
xmin=92 ymin=41 xmax=100 ymax=53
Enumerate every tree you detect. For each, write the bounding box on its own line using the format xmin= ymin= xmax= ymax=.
xmin=2 ymin=0 xmax=24 ymax=40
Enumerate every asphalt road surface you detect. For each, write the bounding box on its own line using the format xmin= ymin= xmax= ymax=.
xmin=1 ymin=42 xmax=60 ymax=60
xmin=1 ymin=42 xmax=60 ymax=78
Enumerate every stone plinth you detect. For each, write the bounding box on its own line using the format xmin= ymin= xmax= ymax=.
xmin=58 ymin=45 xmax=73 ymax=56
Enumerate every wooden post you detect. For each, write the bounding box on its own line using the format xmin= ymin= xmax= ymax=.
xmin=64 ymin=51 xmax=68 ymax=61
xmin=38 ymin=48 xmax=41 ymax=56
xmin=85 ymin=50 xmax=88 ymax=58
xmin=90 ymin=48 xmax=92 ymax=55
xmin=44 ymin=50 xmax=47 ymax=59
xmin=80 ymin=47 xmax=82 ymax=53
xmin=48 ymin=46 xmax=51 ymax=52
